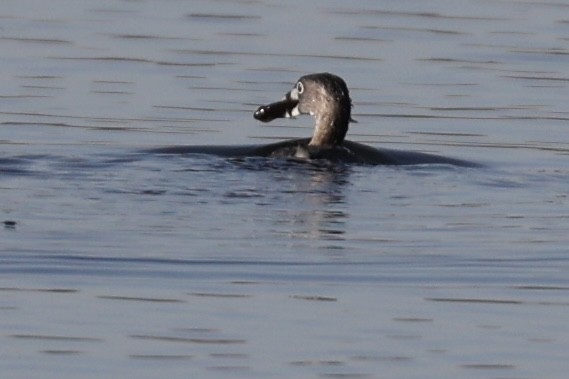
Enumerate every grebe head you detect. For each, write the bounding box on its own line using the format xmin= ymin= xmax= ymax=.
xmin=254 ymin=73 xmax=354 ymax=146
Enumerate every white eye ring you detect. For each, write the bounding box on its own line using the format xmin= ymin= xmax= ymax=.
xmin=296 ymin=81 xmax=304 ymax=94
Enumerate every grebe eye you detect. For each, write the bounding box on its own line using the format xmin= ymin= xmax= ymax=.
xmin=296 ymin=81 xmax=304 ymax=94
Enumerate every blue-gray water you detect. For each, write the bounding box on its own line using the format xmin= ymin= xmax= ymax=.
xmin=2 ymin=1 xmax=569 ymax=378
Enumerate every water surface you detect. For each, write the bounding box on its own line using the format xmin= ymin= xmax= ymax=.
xmin=2 ymin=1 xmax=569 ymax=378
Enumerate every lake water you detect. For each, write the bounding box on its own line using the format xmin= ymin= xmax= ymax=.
xmin=2 ymin=0 xmax=569 ymax=378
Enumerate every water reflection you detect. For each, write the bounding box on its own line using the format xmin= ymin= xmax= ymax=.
xmin=233 ymin=158 xmax=351 ymax=242
xmin=275 ymin=190 xmax=348 ymax=242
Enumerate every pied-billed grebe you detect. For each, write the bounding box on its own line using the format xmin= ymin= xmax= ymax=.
xmin=152 ymin=72 xmax=478 ymax=166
